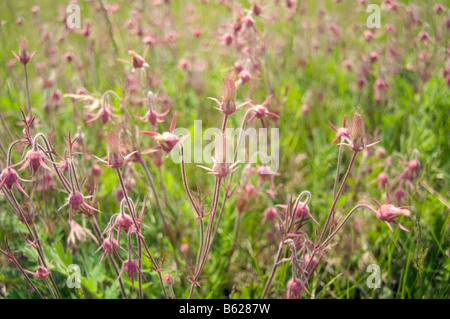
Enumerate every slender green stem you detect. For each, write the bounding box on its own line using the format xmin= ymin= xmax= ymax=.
xmin=261 ymin=242 xmax=284 ymax=299
xmin=23 ymin=65 xmax=32 ymax=117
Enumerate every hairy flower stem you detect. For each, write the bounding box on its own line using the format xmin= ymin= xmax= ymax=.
xmin=0 ymin=249 xmax=44 ymax=299
xmin=97 ymin=0 xmax=118 ymax=55
xmin=304 ymin=151 xmax=359 ymax=282
xmin=91 ymin=218 xmax=128 ymax=299
xmin=34 ymin=134 xmax=71 ymax=192
xmin=318 ymin=204 xmax=372 ymax=250
xmin=261 ymin=242 xmax=285 ymax=299
xmin=229 ymin=212 xmax=241 ymax=259
xmin=317 ymin=151 xmax=358 ymax=245
xmin=261 ymin=192 xmax=311 ymax=299
xmin=115 ymin=168 xmax=168 ymax=298
xmin=180 ymin=145 xmax=198 ymax=211
xmin=188 ymin=177 xmax=222 ymax=299
xmin=330 ymin=142 xmax=344 ymax=231
xmin=23 ymin=65 xmax=32 ymax=118
xmin=140 ymin=161 xmax=169 ymax=232
xmin=188 ymin=115 xmax=230 ymax=298
xmin=4 ymin=188 xmax=61 ymax=298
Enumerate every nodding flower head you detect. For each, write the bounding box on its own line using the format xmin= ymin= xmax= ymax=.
xmin=12 ymin=147 xmax=51 ymax=175
xmin=136 ymin=108 xmax=170 ymax=126
xmin=94 ymin=237 xmax=120 ymax=264
xmin=0 ymin=167 xmax=30 ymax=198
xmin=434 ymin=3 xmax=443 ymax=14
xmin=116 ymin=213 xmax=134 ymax=234
xmin=24 ymin=260 xmax=53 ymax=280
xmin=370 ymin=187 xmax=412 ymax=232
xmin=118 ymin=49 xmax=149 ymax=71
xmin=198 ymin=159 xmax=239 ymax=179
xmin=141 ymin=113 xmax=188 ymax=157
xmin=93 ymin=132 xmax=137 ymax=169
xmin=277 ymin=202 xmax=319 ymax=225
xmin=58 ymin=191 xmax=100 ymax=221
xmin=117 ymin=259 xmax=141 ymax=287
xmin=377 ymin=172 xmax=389 ymax=189
xmin=248 ymin=95 xmax=279 ymax=128
xmin=262 ymin=207 xmax=278 ymax=224
xmin=208 ymin=78 xmax=251 ymax=116
xmin=163 ymin=273 xmax=174 ymax=285
xmin=85 ymin=103 xmax=120 ymax=125
xmin=103 ymin=211 xmax=143 ymax=244
xmin=287 ymin=278 xmax=305 ymax=299
xmin=399 ymin=159 xmax=421 ymax=181
xmin=303 ymin=253 xmax=318 ymax=270
xmin=68 ymin=220 xmax=98 ymax=249
xmin=198 ymin=137 xmax=239 ymax=178
xmin=329 ymin=116 xmax=351 ymax=144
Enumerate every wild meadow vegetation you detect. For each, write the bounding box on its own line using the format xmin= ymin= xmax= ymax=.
xmin=0 ymin=0 xmax=448 ymax=299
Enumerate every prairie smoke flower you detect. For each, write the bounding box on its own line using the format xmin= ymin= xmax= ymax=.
xmin=418 ymin=31 xmax=429 ymax=46
xmin=24 ymin=261 xmax=53 ymax=280
xmin=198 ymin=137 xmax=239 ymax=178
xmin=85 ymin=103 xmax=120 ymax=125
xmin=394 ymin=187 xmax=407 ymax=203
xmin=248 ymin=95 xmax=279 ymax=128
xmin=192 ymin=26 xmax=202 ymax=37
xmin=277 ymin=202 xmax=319 ymax=225
xmin=93 ymin=132 xmax=137 ymax=169
xmin=301 ymin=104 xmax=309 ymax=116
xmin=118 ymin=49 xmax=149 ymax=71
xmin=369 ymin=187 xmax=412 ymax=232
xmin=58 ymin=191 xmax=100 ymax=221
xmin=377 ymin=172 xmax=389 ymax=189
xmin=254 ymin=164 xmax=279 ymax=189
xmin=163 ymin=273 xmax=174 ymax=285
xmin=303 ymin=253 xmax=318 ymax=270
xmin=331 ymin=112 xmax=380 ymax=152
xmin=369 ymin=52 xmax=378 ymax=63
xmin=12 ymin=40 xmax=35 ymax=65
xmin=103 ymin=212 xmax=144 ymax=243
xmin=11 ymin=146 xmax=51 ymax=175
xmin=262 ymin=207 xmax=277 ymax=224
xmin=363 ymin=30 xmax=373 ymax=41
xmin=141 ymin=113 xmax=188 ymax=157
xmin=135 ymin=108 xmax=170 ymax=126
xmin=399 ymin=159 xmax=420 ymax=181
xmin=386 ymin=24 xmax=394 ymax=34
xmin=208 ymin=78 xmax=251 ymax=116
xmin=238 ymin=69 xmax=259 ymax=84
xmin=94 ymin=237 xmax=121 ymax=264
xmin=221 ymin=33 xmax=234 ymax=46
xmin=180 ymin=243 xmax=189 ymax=257
xmin=287 ymin=278 xmax=304 ymax=299
xmin=198 ymin=158 xmax=239 ymax=178
xmin=0 ymin=167 xmax=31 ymax=198
xmin=329 ymin=116 xmax=351 ymax=144
xmin=68 ymin=220 xmax=98 ymax=247
xmin=117 ymin=259 xmax=145 ymax=287
xmin=434 ymin=4 xmax=443 ymax=14
xmin=244 ymin=183 xmax=256 ymax=198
